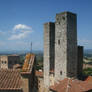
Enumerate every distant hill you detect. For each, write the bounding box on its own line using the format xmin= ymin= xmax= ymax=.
xmin=0 ymin=50 xmax=43 ymax=56
xmin=84 ymin=49 xmax=92 ymax=57
xmin=0 ymin=49 xmax=92 ymax=57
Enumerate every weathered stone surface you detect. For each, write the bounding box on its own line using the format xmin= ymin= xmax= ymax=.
xmin=44 ymin=22 xmax=55 ymax=89
xmin=55 ymin=12 xmax=78 ymax=81
xmin=43 ymin=12 xmax=81 ymax=91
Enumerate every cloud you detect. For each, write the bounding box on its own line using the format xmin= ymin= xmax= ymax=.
xmin=8 ymin=31 xmax=32 ymax=40
xmin=13 ymin=24 xmax=32 ymax=30
xmin=78 ymin=39 xmax=92 ymax=45
xmin=8 ymin=24 xmax=33 ymax=40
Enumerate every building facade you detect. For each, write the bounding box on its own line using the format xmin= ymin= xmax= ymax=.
xmin=0 ymin=55 xmax=20 ymax=69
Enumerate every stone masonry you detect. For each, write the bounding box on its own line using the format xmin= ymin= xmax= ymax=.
xmin=55 ymin=12 xmax=77 ymax=81
xmin=44 ymin=22 xmax=55 ymax=89
xmin=44 ymin=12 xmax=84 ymax=91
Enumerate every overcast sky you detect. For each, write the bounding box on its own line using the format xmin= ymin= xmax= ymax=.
xmin=0 ymin=0 xmax=92 ymax=51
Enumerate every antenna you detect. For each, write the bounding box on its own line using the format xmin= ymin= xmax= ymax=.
xmin=30 ymin=42 xmax=32 ymax=53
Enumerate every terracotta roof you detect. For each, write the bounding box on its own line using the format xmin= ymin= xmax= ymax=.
xmin=22 ymin=53 xmax=35 ymax=72
xmin=50 ymin=70 xmax=54 ymax=74
xmin=85 ymin=76 xmax=92 ymax=83
xmin=50 ymin=78 xmax=92 ymax=92
xmin=35 ymin=71 xmax=43 ymax=77
xmin=13 ymin=64 xmax=22 ymax=69
xmin=0 ymin=69 xmax=22 ymax=90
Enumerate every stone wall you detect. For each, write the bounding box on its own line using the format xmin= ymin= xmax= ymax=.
xmin=38 ymin=77 xmax=44 ymax=92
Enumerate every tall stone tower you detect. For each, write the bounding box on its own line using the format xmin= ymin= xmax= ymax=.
xmin=44 ymin=22 xmax=55 ymax=90
xmin=55 ymin=12 xmax=78 ymax=81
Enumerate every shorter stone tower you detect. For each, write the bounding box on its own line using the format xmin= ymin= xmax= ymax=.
xmin=77 ymin=46 xmax=84 ymax=78
xmin=44 ymin=22 xmax=55 ymax=90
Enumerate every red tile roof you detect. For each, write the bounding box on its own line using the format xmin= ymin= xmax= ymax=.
xmin=85 ymin=76 xmax=92 ymax=83
xmin=0 ymin=69 xmax=22 ymax=90
xmin=13 ymin=64 xmax=22 ymax=69
xmin=50 ymin=78 xmax=92 ymax=92
xmin=50 ymin=70 xmax=54 ymax=74
xmin=35 ymin=71 xmax=43 ymax=77
xmin=22 ymin=53 xmax=35 ymax=73
xmin=0 ymin=53 xmax=36 ymax=91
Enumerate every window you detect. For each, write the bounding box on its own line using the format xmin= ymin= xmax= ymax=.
xmin=57 ymin=18 xmax=59 ymax=21
xmin=58 ymin=40 xmax=60 ymax=45
xmin=58 ymin=22 xmax=60 ymax=25
xmin=2 ymin=61 xmax=6 ymax=64
xmin=60 ymin=71 xmax=62 ymax=75
xmin=4 ymin=61 xmax=6 ymax=64
xmin=2 ymin=61 xmax=4 ymax=64
xmin=62 ymin=16 xmax=65 ymax=20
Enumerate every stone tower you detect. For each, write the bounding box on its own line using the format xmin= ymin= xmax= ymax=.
xmin=55 ymin=12 xmax=78 ymax=81
xmin=77 ymin=46 xmax=83 ymax=78
xmin=44 ymin=22 xmax=55 ymax=89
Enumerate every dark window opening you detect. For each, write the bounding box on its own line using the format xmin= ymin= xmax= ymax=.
xmin=58 ymin=22 xmax=60 ymax=24
xmin=2 ymin=61 xmax=6 ymax=64
xmin=58 ymin=40 xmax=60 ymax=45
xmin=2 ymin=61 xmax=4 ymax=64
xmin=60 ymin=71 xmax=62 ymax=75
xmin=4 ymin=61 xmax=6 ymax=64
xmin=62 ymin=16 xmax=65 ymax=20
xmin=57 ymin=18 xmax=59 ymax=21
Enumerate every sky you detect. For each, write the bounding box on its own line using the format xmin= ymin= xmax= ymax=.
xmin=0 ymin=0 xmax=92 ymax=52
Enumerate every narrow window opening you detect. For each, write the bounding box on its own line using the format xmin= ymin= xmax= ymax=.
xmin=2 ymin=61 xmax=3 ymax=64
xmin=62 ymin=16 xmax=65 ymax=20
xmin=58 ymin=40 xmax=60 ymax=45
xmin=60 ymin=71 xmax=62 ymax=75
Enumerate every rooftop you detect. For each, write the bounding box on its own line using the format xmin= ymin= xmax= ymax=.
xmin=85 ymin=76 xmax=92 ymax=83
xmin=0 ymin=53 xmax=35 ymax=91
xmin=0 ymin=69 xmax=22 ymax=90
xmin=22 ymin=53 xmax=35 ymax=72
xmin=35 ymin=71 xmax=43 ymax=78
xmin=50 ymin=78 xmax=92 ymax=92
